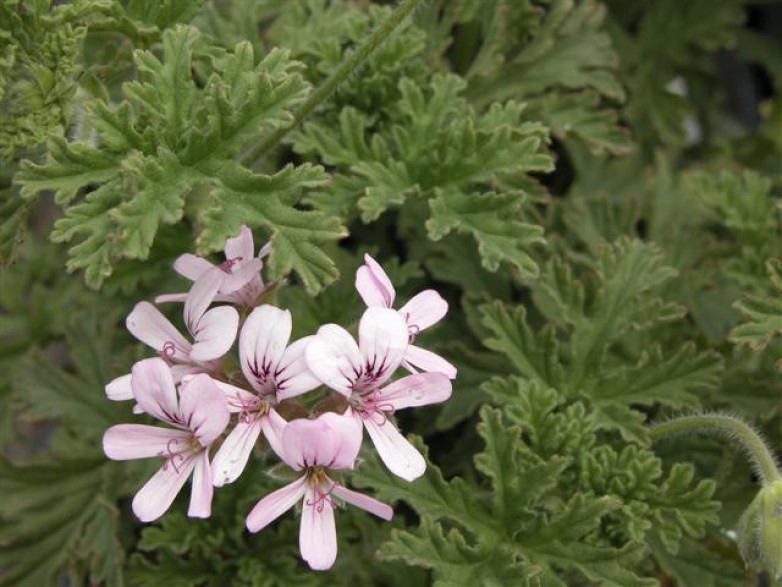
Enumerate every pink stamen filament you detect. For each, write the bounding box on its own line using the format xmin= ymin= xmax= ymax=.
xmin=407 ymin=323 xmax=420 ymax=343
xmin=305 ymin=482 xmax=337 ymax=513
xmin=157 ymin=438 xmax=186 ymax=474
xmin=159 ymin=341 xmax=177 ymax=364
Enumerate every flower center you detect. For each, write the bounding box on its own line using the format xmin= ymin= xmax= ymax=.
xmin=156 ymin=436 xmax=199 ymax=474
xmin=305 ymin=468 xmax=337 ymax=512
xmin=219 ymin=256 xmax=243 ymax=273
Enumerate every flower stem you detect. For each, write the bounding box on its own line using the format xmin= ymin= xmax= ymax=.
xmin=650 ymin=414 xmax=781 ymax=485
xmin=240 ymin=0 xmax=422 ymax=165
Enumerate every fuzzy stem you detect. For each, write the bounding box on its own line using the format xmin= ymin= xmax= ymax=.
xmin=240 ymin=0 xmax=422 ymax=165
xmin=650 ymin=414 xmax=781 ymax=485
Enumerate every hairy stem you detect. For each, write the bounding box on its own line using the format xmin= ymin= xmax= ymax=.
xmin=650 ymin=414 xmax=781 ymax=485
xmin=240 ymin=0 xmax=422 ymax=165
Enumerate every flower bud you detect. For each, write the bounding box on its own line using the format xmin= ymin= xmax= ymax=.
xmin=737 ymin=480 xmax=782 ymax=579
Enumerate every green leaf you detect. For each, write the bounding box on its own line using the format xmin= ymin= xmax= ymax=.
xmin=17 ymin=25 xmax=343 ymax=293
xmin=730 ymin=258 xmax=782 ymax=361
xmin=294 ymin=73 xmax=552 ymax=277
xmin=462 ymin=0 xmax=629 ymax=155
xmin=0 ymin=457 xmax=125 ymax=587
xmin=354 ymin=410 xmax=654 ymax=586
xmin=379 ymin=522 xmax=540 ymax=587
xmin=427 ymin=190 xmax=544 ymax=279
xmin=479 ymin=302 xmax=566 ymax=389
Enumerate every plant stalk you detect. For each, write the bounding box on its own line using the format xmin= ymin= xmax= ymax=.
xmin=240 ymin=0 xmax=422 ymax=165
xmin=650 ymin=414 xmax=781 ymax=485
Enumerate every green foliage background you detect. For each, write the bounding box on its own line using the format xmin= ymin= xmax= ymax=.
xmin=1 ymin=0 xmax=781 ymax=585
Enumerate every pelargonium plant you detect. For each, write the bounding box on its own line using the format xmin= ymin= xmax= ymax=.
xmin=103 ymin=228 xmax=454 ymax=570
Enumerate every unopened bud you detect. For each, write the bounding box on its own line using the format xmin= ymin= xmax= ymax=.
xmin=737 ymin=480 xmax=782 ymax=579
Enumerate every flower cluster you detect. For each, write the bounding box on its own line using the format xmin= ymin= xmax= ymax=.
xmin=102 ymin=227 xmax=455 ymax=570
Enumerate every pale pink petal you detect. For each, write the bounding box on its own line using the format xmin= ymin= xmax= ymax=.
xmin=259 ymin=241 xmax=271 ymax=259
xmin=357 ymin=308 xmax=409 ymax=387
xmin=131 ymin=358 xmax=180 ymax=424
xmin=132 ymin=451 xmax=198 ymax=522
xmin=105 ymin=374 xmax=133 ymax=401
xmin=126 ymin=302 xmax=191 ymax=360
xmin=246 ymin=475 xmax=307 ymax=533
xmin=305 ymin=325 xmax=363 ymax=396
xmin=240 ymin=305 xmax=292 ymax=394
xmin=373 ymin=373 xmax=452 ymax=410
xmin=103 ymin=425 xmax=191 ymax=460
xmin=355 ymin=254 xmax=395 ymax=308
xmin=213 ymin=380 xmax=260 ymax=413
xmin=184 ymin=267 xmax=225 ymax=335
xmin=188 ymin=452 xmax=214 ymax=518
xmin=403 ymin=344 xmax=457 ymax=379
xmin=154 ymin=292 xmax=188 ymax=304
xmin=220 ymin=258 xmax=263 ymax=294
xmin=174 ymin=253 xmax=214 ymax=281
xmin=178 ymin=374 xmax=230 ymax=446
xmin=363 ymin=417 xmax=425 ymax=481
xmin=171 ymin=364 xmax=215 ymax=386
xmin=190 ymin=306 xmax=239 ymax=362
xmin=281 ymin=417 xmax=336 ymax=470
xmin=332 ymin=483 xmax=393 ymax=520
xmin=300 ymin=483 xmax=338 ymax=571
xmin=398 ymin=289 xmax=448 ymax=332
xmin=223 ymin=225 xmax=254 ymax=262
xmin=260 ymin=407 xmax=286 ymax=459
xmin=211 ymin=416 xmax=263 ymax=487
xmin=318 ymin=409 xmax=363 ymax=470
xmin=275 ymin=336 xmax=321 ymax=401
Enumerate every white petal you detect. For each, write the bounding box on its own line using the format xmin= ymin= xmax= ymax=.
xmin=211 ymin=416 xmax=263 ymax=487
xmin=363 ymin=417 xmax=425 ymax=481
xmin=132 ymin=451 xmax=198 ymax=522
xmin=299 ymin=483 xmax=338 ymax=571
xmin=174 ymin=253 xmax=213 ymax=281
xmin=190 ymin=306 xmax=239 ymax=362
xmin=131 ymin=358 xmax=180 ymax=424
xmin=213 ymin=380 xmax=261 ymax=413
xmin=403 ymin=344 xmax=457 ymax=379
xmin=305 ymin=325 xmax=362 ymax=396
xmin=103 ymin=425 xmax=191 ymax=460
xmin=260 ymin=407 xmax=287 ymax=460
xmin=332 ymin=482 xmax=393 ymax=520
xmin=275 ymin=336 xmax=321 ymax=401
xmin=280 ymin=417 xmax=337 ymax=470
xmin=105 ymin=374 xmax=133 ymax=401
xmin=188 ymin=452 xmax=214 ymax=518
xmin=184 ymin=267 xmax=225 ymax=335
xmin=223 ymin=225 xmax=254 ymax=262
xmin=240 ymin=305 xmax=292 ymax=394
xmin=126 ymin=302 xmax=191 ymax=359
xmin=178 ymin=374 xmax=230 ymax=446
xmin=373 ymin=372 xmax=452 ymax=410
xmin=154 ymin=292 xmax=188 ymax=304
xmin=245 ymin=476 xmax=307 ymax=533
xmin=355 ymin=254 xmax=395 ymax=308
xmin=357 ymin=307 xmax=408 ymax=387
xmin=318 ymin=409 xmax=363 ymax=470
xmin=398 ymin=290 xmax=448 ymax=332
xmin=220 ymin=258 xmax=263 ymax=294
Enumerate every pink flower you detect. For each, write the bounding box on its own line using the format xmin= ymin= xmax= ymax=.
xmin=105 ymin=268 xmax=239 ymax=404
xmin=306 ymin=308 xmax=452 ymax=481
xmin=211 ymin=305 xmax=320 ymax=486
xmin=103 ymin=358 xmax=229 ymax=522
xmin=246 ymin=410 xmax=392 ymax=571
xmin=355 ymin=254 xmax=456 ymax=379
xmin=156 ymin=225 xmax=269 ymax=307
